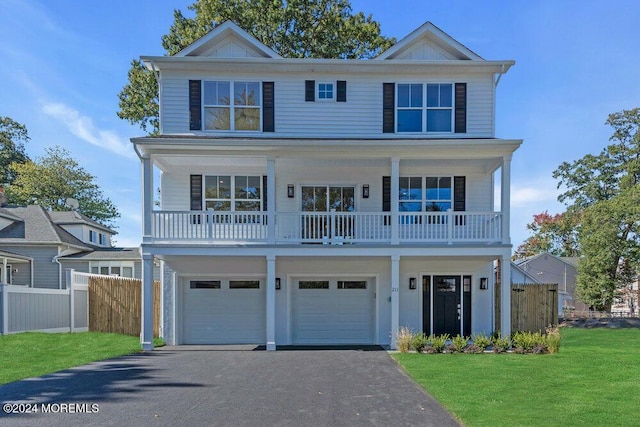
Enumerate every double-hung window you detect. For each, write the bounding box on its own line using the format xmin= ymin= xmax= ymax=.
xmin=396 ymin=83 xmax=453 ymax=133
xmin=399 ymin=176 xmax=452 ymax=212
xmin=203 ymin=81 xmax=261 ymax=131
xmin=204 ymin=175 xmax=262 ymax=211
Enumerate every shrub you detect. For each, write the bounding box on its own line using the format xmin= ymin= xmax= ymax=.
xmin=545 ymin=326 xmax=561 ymax=354
xmin=449 ymin=335 xmax=468 ymax=353
xmin=396 ymin=326 xmax=413 ymax=353
xmin=430 ymin=334 xmax=449 ymax=353
xmin=471 ymin=333 xmax=492 ymax=352
xmin=411 ymin=332 xmax=429 ymax=353
xmin=492 ymin=333 xmax=511 ymax=353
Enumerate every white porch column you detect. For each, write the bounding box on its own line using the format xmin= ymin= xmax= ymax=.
xmin=390 ymin=255 xmax=400 ymax=349
xmin=391 ymin=157 xmax=400 ymax=245
xmin=1 ymin=258 xmax=6 ymax=284
xmin=141 ymin=253 xmax=154 ymax=351
xmin=141 ymin=156 xmax=153 ymax=241
xmin=501 ymin=155 xmax=511 ymax=245
xmin=266 ymin=255 xmax=276 ymax=350
xmin=267 ymin=158 xmax=276 ymax=244
xmin=500 ymin=254 xmax=511 ymax=336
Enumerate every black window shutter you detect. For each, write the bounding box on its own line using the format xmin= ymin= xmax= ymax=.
xmin=383 ymin=83 xmax=395 ymax=133
xmin=262 ymin=175 xmax=268 ymax=211
xmin=382 ymin=176 xmax=391 ymax=225
xmin=263 ymin=82 xmax=275 ymax=132
xmin=453 ymin=176 xmax=466 ymax=211
xmin=382 ymin=176 xmax=391 ymax=211
xmin=337 ymin=80 xmax=347 ymax=102
xmin=189 ymin=80 xmax=202 ymax=131
xmin=305 ymin=80 xmax=315 ymax=102
xmin=454 ymin=83 xmax=467 ymax=133
xmin=190 ymin=175 xmax=203 ymax=210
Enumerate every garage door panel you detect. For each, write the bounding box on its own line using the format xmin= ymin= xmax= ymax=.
xmin=292 ymin=278 xmax=374 ymax=344
xmin=183 ymin=281 xmax=265 ymax=344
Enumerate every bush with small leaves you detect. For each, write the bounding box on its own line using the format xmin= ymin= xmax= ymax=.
xmin=492 ymin=333 xmax=511 ymax=353
xmin=545 ymin=326 xmax=561 ymax=354
xmin=430 ymin=334 xmax=449 ymax=353
xmin=411 ymin=332 xmax=429 ymax=353
xmin=471 ymin=333 xmax=492 ymax=352
xmin=449 ymin=335 xmax=468 ymax=353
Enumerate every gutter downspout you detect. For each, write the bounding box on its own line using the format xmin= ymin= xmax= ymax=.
xmin=53 ymin=253 xmax=63 ymax=289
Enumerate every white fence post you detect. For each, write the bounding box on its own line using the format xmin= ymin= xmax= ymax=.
xmin=67 ymin=269 xmax=75 ymax=333
xmin=1 ymin=284 xmax=8 ymax=334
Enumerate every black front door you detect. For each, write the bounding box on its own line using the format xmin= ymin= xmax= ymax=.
xmin=433 ymin=275 xmax=461 ymax=336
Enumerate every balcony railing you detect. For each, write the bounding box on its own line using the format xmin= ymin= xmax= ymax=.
xmin=150 ymin=210 xmax=502 ymax=244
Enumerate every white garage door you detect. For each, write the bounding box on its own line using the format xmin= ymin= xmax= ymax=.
xmin=292 ymin=278 xmax=374 ymax=344
xmin=183 ymin=279 xmax=265 ymax=344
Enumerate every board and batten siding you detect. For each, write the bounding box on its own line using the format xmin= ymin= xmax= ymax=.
xmin=159 ymin=72 xmax=494 ymax=138
xmin=2 ymin=246 xmax=60 ymax=289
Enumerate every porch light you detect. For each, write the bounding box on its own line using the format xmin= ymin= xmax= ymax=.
xmin=409 ymin=277 xmax=417 ymax=290
xmin=287 ymin=184 xmax=295 ymax=198
xmin=362 ymin=184 xmax=370 ymax=198
xmin=275 ymin=278 xmax=281 ymax=290
xmin=480 ymin=277 xmax=488 ymax=290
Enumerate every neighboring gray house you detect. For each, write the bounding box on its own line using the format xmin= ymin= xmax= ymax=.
xmin=515 ymin=253 xmax=588 ymax=315
xmin=0 ymin=206 xmax=141 ymax=288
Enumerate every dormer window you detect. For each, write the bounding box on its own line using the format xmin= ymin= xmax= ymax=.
xmin=89 ymin=230 xmax=96 ymax=243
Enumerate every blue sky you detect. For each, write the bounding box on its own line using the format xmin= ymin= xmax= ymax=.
xmin=1 ymin=0 xmax=639 ymax=248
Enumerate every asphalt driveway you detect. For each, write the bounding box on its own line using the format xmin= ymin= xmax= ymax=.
xmin=0 ymin=346 xmax=459 ymax=426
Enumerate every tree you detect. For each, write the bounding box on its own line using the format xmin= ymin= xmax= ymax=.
xmin=5 ymin=146 xmax=120 ymax=227
xmin=0 ymin=116 xmax=30 ymax=185
xmin=117 ymin=0 xmax=395 ymax=134
xmin=552 ymin=108 xmax=640 ymax=309
xmin=513 ymin=210 xmax=580 ymax=260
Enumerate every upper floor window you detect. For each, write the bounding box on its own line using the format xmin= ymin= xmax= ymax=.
xmin=89 ymin=230 xmax=96 ymax=243
xmin=317 ymin=82 xmax=334 ymax=100
xmin=397 ymin=83 xmax=453 ymax=133
xmin=204 ymin=175 xmax=262 ymax=211
xmin=203 ymin=81 xmax=261 ymax=131
xmin=399 ymin=176 xmax=452 ymax=212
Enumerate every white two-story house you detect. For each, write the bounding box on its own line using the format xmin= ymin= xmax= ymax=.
xmin=134 ymin=21 xmax=521 ymax=350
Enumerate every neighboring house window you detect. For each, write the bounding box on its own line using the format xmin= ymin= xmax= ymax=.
xmin=90 ymin=262 xmax=134 ymax=278
xmin=203 ymin=81 xmax=261 ymax=131
xmin=399 ymin=176 xmax=452 ymax=212
xmin=204 ymin=175 xmax=262 ymax=211
xmin=317 ymin=82 xmax=334 ymax=100
xmin=396 ymin=83 xmax=453 ymax=133
xmin=89 ymin=230 xmax=96 ymax=243
xmin=98 ymin=233 xmax=107 ymax=246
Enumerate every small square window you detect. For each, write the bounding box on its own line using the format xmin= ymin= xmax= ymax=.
xmin=317 ymin=83 xmax=334 ymax=100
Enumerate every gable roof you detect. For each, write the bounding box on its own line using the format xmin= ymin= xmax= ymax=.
xmin=511 ymin=262 xmax=540 ymax=283
xmin=0 ymin=206 xmax=91 ymax=250
xmin=375 ymin=21 xmax=483 ymax=61
xmin=48 ymin=210 xmax=114 ymax=235
xmin=174 ymin=20 xmax=282 ymax=59
xmin=61 ymin=247 xmax=140 ymax=261
xmin=516 ymin=252 xmax=578 ymax=270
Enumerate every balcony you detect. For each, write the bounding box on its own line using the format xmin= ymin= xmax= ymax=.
xmin=149 ymin=210 xmax=502 ymax=245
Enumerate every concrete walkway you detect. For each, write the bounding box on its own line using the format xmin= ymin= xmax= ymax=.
xmin=0 ymin=346 xmax=460 ymax=426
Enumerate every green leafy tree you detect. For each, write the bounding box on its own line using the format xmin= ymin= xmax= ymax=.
xmin=513 ymin=210 xmax=580 ymax=260
xmin=552 ymin=108 xmax=640 ymax=309
xmin=6 ymin=146 xmax=120 ymax=228
xmin=117 ymin=0 xmax=395 ymax=134
xmin=0 ymin=117 xmax=30 ymax=185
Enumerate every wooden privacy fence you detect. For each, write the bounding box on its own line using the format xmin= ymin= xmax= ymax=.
xmin=511 ymin=283 xmax=558 ymax=333
xmin=88 ymin=276 xmax=160 ymax=337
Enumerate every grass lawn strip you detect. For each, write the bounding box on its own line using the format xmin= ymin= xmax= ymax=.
xmin=394 ymin=328 xmax=640 ymax=427
xmin=0 ymin=332 xmax=142 ymax=385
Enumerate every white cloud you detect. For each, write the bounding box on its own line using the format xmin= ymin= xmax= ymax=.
xmin=42 ymin=102 xmax=136 ymax=159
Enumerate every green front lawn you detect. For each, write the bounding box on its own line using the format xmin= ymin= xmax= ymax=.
xmin=394 ymin=328 xmax=640 ymax=426
xmin=0 ymin=332 xmax=143 ymax=385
